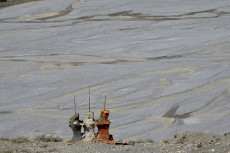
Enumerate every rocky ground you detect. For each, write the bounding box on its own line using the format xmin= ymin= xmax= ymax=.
xmin=1 ymin=132 xmax=230 ymax=153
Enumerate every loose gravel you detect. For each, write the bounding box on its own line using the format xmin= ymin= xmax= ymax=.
xmin=1 ymin=132 xmax=230 ymax=153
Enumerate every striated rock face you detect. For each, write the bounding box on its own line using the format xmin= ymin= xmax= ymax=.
xmin=82 ymin=111 xmax=95 ymax=142
xmin=68 ymin=113 xmax=83 ymax=142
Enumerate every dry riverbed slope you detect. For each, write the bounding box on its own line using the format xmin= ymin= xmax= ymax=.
xmin=0 ymin=0 xmax=230 ymax=147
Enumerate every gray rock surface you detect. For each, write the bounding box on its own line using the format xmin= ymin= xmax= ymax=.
xmin=0 ymin=0 xmax=230 ymax=142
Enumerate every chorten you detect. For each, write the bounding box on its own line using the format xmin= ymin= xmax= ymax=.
xmin=68 ymin=112 xmax=83 ymax=142
xmin=94 ymin=97 xmax=115 ymax=144
xmin=82 ymin=111 xmax=95 ymax=141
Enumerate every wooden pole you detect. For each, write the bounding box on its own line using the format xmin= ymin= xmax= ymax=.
xmin=104 ymin=96 xmax=106 ymax=110
xmin=89 ymin=86 xmax=91 ymax=112
xmin=74 ymin=96 xmax=76 ymax=114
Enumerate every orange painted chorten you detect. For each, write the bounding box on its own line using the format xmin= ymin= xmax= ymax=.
xmin=94 ymin=103 xmax=114 ymax=144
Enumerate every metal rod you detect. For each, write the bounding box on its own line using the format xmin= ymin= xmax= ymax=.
xmin=74 ymin=96 xmax=76 ymax=114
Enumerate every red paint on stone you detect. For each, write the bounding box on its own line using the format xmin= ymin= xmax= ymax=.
xmin=94 ymin=109 xmax=114 ymax=144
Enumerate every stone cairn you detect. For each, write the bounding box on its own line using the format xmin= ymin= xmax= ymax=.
xmin=68 ymin=95 xmax=114 ymax=144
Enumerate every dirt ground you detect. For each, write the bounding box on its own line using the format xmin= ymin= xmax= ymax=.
xmin=1 ymin=132 xmax=230 ymax=153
